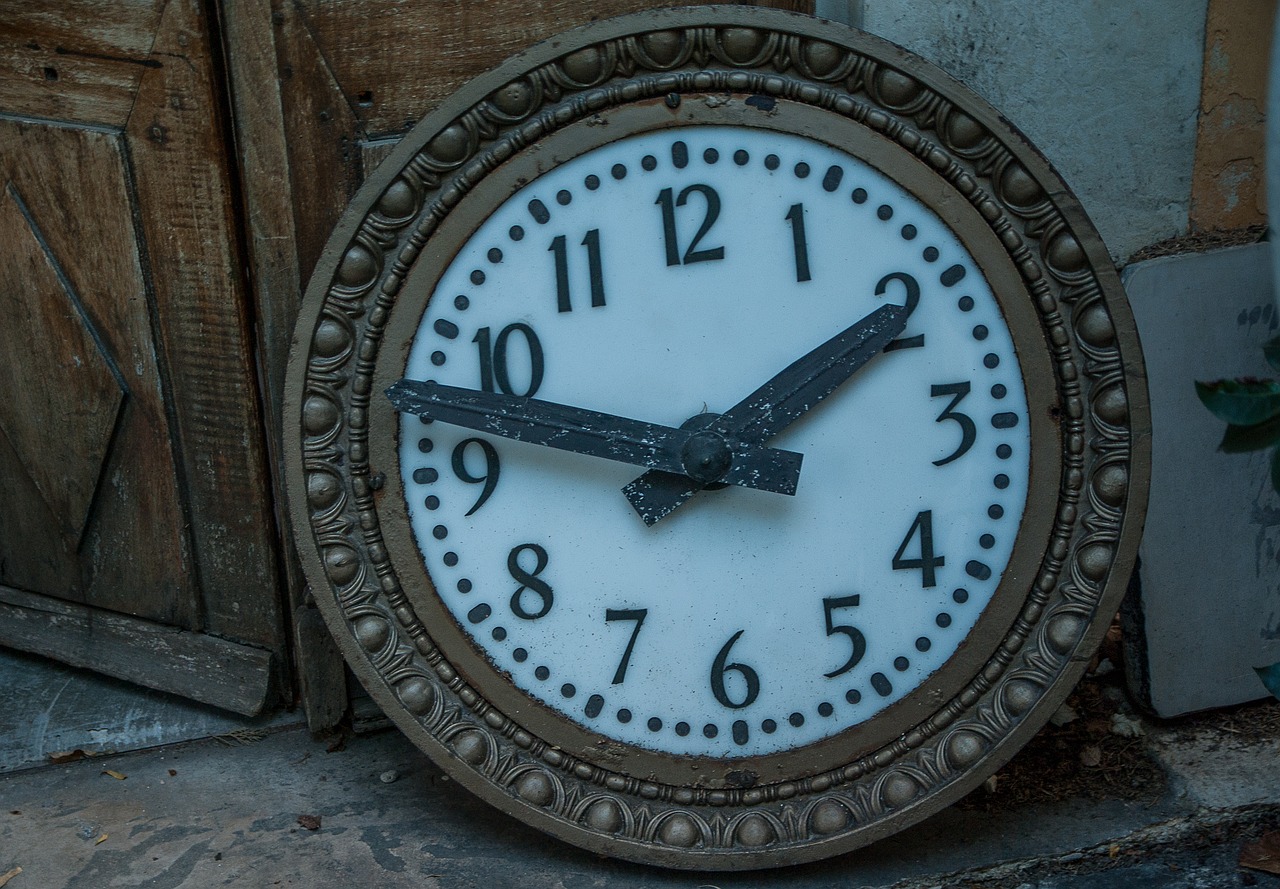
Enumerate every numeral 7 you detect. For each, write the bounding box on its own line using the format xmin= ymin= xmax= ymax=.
xmin=605 ymin=608 xmax=648 ymax=685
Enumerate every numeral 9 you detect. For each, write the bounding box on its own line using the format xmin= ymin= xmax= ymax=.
xmin=451 ymin=438 xmax=500 ymax=515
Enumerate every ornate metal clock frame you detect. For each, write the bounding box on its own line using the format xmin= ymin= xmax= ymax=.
xmin=285 ymin=7 xmax=1149 ymax=869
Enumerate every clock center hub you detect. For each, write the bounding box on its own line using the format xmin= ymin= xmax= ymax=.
xmin=680 ymin=429 xmax=733 ymax=484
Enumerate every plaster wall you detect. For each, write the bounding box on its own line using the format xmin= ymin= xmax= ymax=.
xmin=857 ymin=1 xmax=1207 ymax=261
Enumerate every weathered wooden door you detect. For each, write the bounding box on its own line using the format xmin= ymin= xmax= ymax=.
xmin=0 ymin=0 xmax=286 ymax=715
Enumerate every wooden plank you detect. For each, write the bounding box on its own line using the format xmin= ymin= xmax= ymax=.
xmin=0 ymin=0 xmax=165 ymax=127
xmin=0 ymin=585 xmax=274 ymax=716
xmin=219 ymin=0 xmax=347 ymax=730
xmin=272 ymin=0 xmax=365 ymax=284
xmin=124 ymin=0 xmax=285 ymax=651
xmin=299 ymin=0 xmax=816 ymax=138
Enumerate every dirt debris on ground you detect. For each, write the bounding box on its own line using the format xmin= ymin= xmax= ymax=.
xmin=1127 ymin=224 xmax=1266 ymax=265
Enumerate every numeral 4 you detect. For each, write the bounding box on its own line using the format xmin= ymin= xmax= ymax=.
xmin=892 ymin=510 xmax=945 ymax=588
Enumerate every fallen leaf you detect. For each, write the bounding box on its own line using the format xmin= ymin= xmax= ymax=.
xmin=1079 ymin=745 xmax=1102 ymax=768
xmin=167 ymin=769 xmax=177 ymax=777
xmin=297 ymin=814 xmax=321 ymax=831
xmin=101 ymin=770 xmax=127 ymax=781
xmin=1255 ymin=662 xmax=1280 ymax=700
xmin=1241 ymin=828 xmax=1280 ymax=875
xmin=1049 ymin=703 xmax=1079 ymax=727
xmin=1109 ymin=845 xmax=1120 ymax=859
xmin=0 ymin=866 xmax=21 ymax=887
xmin=1110 ymin=713 xmax=1144 ymax=738
xmin=95 ymin=834 xmax=108 ymax=845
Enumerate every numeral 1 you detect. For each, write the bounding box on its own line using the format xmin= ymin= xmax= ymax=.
xmin=549 ymin=229 xmax=606 ymax=313
xmin=892 ymin=510 xmax=945 ymax=588
xmin=784 ymin=203 xmax=811 ymax=282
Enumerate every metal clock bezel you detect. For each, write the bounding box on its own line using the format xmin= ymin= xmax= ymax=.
xmin=285 ymin=6 xmax=1149 ymax=869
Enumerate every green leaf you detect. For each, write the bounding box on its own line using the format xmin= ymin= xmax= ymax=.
xmin=1256 ymin=661 xmax=1280 ymax=700
xmin=1272 ymin=447 xmax=1280 ymax=496
xmin=1219 ymin=415 xmax=1280 ymax=453
xmin=1265 ymin=335 xmax=1280 ymax=373
xmin=1195 ymin=378 xmax=1280 ymax=426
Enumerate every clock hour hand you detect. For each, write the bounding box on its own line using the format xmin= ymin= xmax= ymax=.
xmin=623 ymin=303 xmax=908 ymax=525
xmin=386 ymin=380 xmax=804 ymax=495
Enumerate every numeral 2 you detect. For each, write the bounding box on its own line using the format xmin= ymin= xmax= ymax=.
xmin=892 ymin=510 xmax=945 ymax=588
xmin=876 ymin=271 xmax=923 ymax=351
xmin=657 ymin=184 xmax=725 ymax=266
xmin=605 ymin=608 xmax=647 ymax=684
xmin=549 ymin=230 xmax=605 ymax=313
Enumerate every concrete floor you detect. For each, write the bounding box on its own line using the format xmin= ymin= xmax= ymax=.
xmin=4 ymin=648 xmax=1280 ymax=887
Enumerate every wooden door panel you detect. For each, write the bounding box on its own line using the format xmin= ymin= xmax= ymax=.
xmin=0 ymin=0 xmax=287 ymax=713
xmin=0 ymin=118 xmax=197 ymax=624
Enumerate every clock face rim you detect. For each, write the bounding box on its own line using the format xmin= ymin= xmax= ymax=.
xmin=372 ymin=98 xmax=1062 ymax=787
xmin=285 ymin=5 xmax=1150 ymax=869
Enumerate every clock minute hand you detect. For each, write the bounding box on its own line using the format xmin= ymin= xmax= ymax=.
xmin=623 ymin=303 xmax=909 ymax=525
xmin=386 ymin=380 xmax=804 ymax=495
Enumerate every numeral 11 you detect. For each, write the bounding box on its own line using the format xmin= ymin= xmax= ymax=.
xmin=550 ymin=230 xmax=605 ymax=313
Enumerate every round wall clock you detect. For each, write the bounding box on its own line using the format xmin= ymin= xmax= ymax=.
xmin=286 ymin=6 xmax=1148 ymax=869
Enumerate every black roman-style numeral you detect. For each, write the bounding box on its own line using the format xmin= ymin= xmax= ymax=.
xmin=931 ymin=382 xmax=976 ymax=466
xmin=710 ymin=630 xmax=760 ymax=709
xmin=657 ymin=184 xmax=725 ymax=265
xmin=473 ymin=323 xmax=544 ymax=398
xmin=821 ymin=594 xmax=866 ymax=678
xmin=784 ymin=202 xmax=811 ymax=282
xmin=508 ymin=543 xmax=553 ymax=619
xmin=549 ymin=229 xmax=606 ymax=313
xmin=892 ymin=510 xmax=945 ymax=588
xmin=876 ymin=272 xmax=923 ymax=351
xmin=451 ymin=438 xmax=500 ymax=515
xmin=605 ymin=608 xmax=647 ymax=684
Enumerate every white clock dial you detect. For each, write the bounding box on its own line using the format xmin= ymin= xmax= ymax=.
xmin=397 ymin=125 xmax=1030 ymax=758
